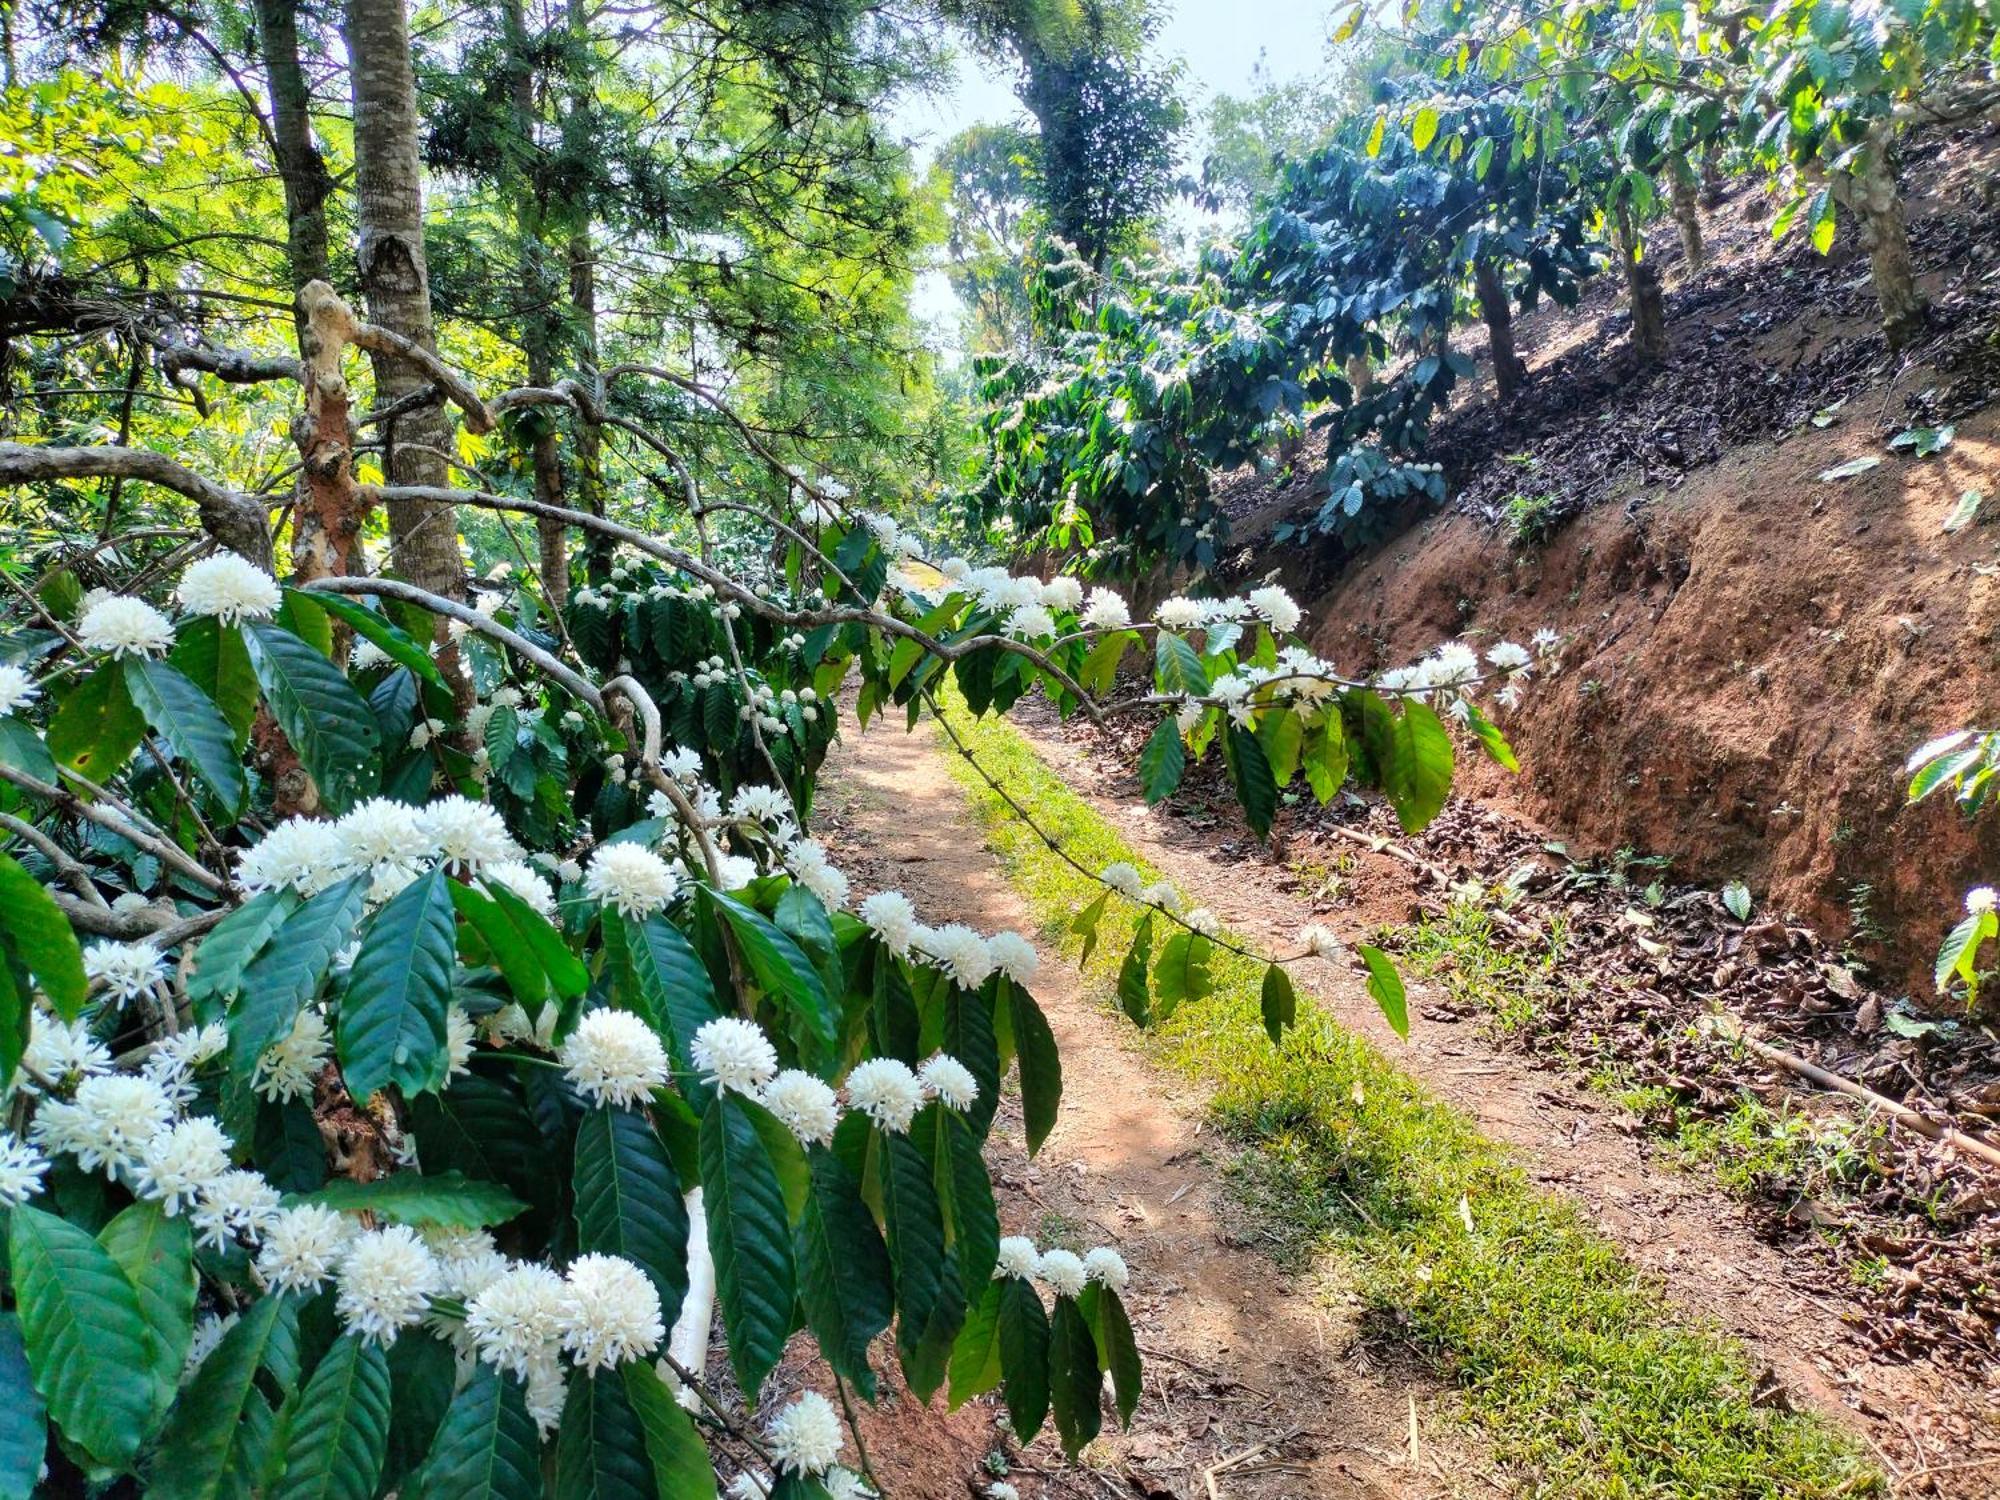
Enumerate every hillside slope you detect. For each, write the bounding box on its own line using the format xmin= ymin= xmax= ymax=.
xmin=1225 ymin=120 xmax=2000 ymax=993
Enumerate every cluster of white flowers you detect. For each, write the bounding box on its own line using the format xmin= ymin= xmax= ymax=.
xmin=0 ymin=1131 xmax=50 ymax=1208
xmin=786 ymin=839 xmax=849 ymax=910
xmin=82 ymin=939 xmax=167 ymax=1004
xmin=78 ymin=594 xmax=177 ymax=657
xmin=856 ymin=885 xmax=1041 ymax=995
xmin=174 ymin=553 xmax=282 ymax=623
xmin=1300 ymin=924 xmax=1343 ymax=961
xmin=690 ymin=1016 xmax=778 ymax=1096
xmin=583 ymin=842 xmax=681 ymax=919
xmin=237 ymin=795 xmax=523 ymax=899
xmin=1967 ymin=887 xmax=1997 ymax=916
xmin=760 ymin=1069 xmax=841 ymax=1146
xmin=765 ymin=1390 xmax=845 ymax=1475
xmin=561 ymin=1008 xmax=672 ymax=1106
xmin=842 ymin=1057 xmax=925 ymax=1134
xmin=994 ymin=1235 xmax=1132 ymax=1298
xmin=0 ymin=662 xmax=39 ymax=718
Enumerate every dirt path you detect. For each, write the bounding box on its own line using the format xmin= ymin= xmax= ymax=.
xmin=1007 ymin=713 xmax=1993 ymax=1494
xmin=810 ymin=716 xmax=1496 ymax=1500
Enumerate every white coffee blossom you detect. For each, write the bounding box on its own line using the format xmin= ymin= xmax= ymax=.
xmin=730 ymin=785 xmax=793 ymax=824
xmin=1007 ymin=602 xmax=1056 ymax=640
xmin=1968 ymin=887 xmax=1998 ymax=915
xmin=21 ymin=1012 xmax=110 ymax=1091
xmin=1035 ymin=1248 xmax=1086 ymax=1297
xmin=190 ymin=1169 xmax=282 ymax=1250
xmin=337 ymin=1225 xmax=443 ymax=1346
xmin=1185 ymin=907 xmax=1221 ymax=938
xmin=256 ymin=1204 xmax=354 ymax=1294
xmin=845 ymin=1057 xmax=924 ymax=1134
xmin=466 ymin=1263 xmax=570 ymax=1377
xmin=988 ymin=1486 xmax=1021 ymax=1500
xmin=1139 ymin=882 xmax=1182 ymax=915
xmin=1101 ymin=861 xmax=1144 ymax=897
xmin=421 ymin=797 xmax=518 ymax=873
xmin=585 ymin=843 xmax=680 ymax=919
xmin=760 ymin=1070 xmax=841 ymax=1147
xmin=786 ymin=840 xmax=850 ymax=911
xmin=0 ymin=664 xmax=38 ymax=717
xmin=560 ymin=1009 xmax=671 ymax=1107
xmin=917 ymin=1054 xmax=979 ymax=1112
xmin=986 ymin=931 xmax=1039 ymax=986
xmin=484 ymin=859 xmax=558 ymax=920
xmin=559 ymin=1253 xmax=664 ymax=1372
xmin=237 ymin=817 xmax=349 ymax=897
xmin=1247 ymin=585 xmax=1302 ymax=635
xmin=1083 ymin=1246 xmax=1130 ymax=1293
xmin=78 ymin=595 xmax=175 ymax=658
xmin=1487 ymin=641 xmax=1532 ymax=675
xmin=1532 ymin=627 xmax=1561 ymax=655
xmin=174 ymin=553 xmax=281 ymax=623
xmin=726 ymin=1476 xmax=766 ymax=1500
xmin=690 ymin=1017 xmax=778 ymax=1096
xmin=823 ymin=1468 xmax=874 ymax=1500
xmin=133 ymin=1116 xmax=233 ymax=1215
xmin=922 ymin=923 xmax=994 ymax=990
xmin=859 ymin=889 xmax=919 ymax=955
xmin=183 ymin=1312 xmax=238 ymax=1382
xmin=254 ymin=1008 xmax=331 ymax=1103
xmin=1301 ymin=924 xmax=1342 ymax=960
xmin=445 ymin=1005 xmax=476 ymax=1080
xmin=1080 ymin=588 xmax=1131 ymax=630
xmin=32 ymin=1073 xmax=173 ymax=1173
xmin=335 ymin=798 xmax=435 ymax=880
xmin=996 ymin=1236 xmax=1039 ymax=1280
xmin=766 ymin=1390 xmax=843 ymax=1475
xmin=0 ymin=1132 xmax=50 ymax=1207
xmin=1155 ymin=597 xmax=1204 ymax=630
xmin=83 ymin=939 xmax=166 ymax=1003
xmin=1041 ymin=576 xmax=1086 ymax=611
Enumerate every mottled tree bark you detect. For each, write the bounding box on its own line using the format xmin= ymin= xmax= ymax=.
xmin=1615 ymin=204 xmax=1670 ymax=364
xmin=343 ymin=0 xmax=467 ymax=605
xmin=1835 ymin=129 xmax=1928 ymax=350
xmin=1669 ymin=157 xmax=1705 ymax=277
xmin=1471 ymin=260 xmax=1526 ymax=403
xmin=250 ymin=0 xmax=333 ymax=305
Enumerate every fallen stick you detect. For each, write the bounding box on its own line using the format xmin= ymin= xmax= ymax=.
xmin=1717 ymin=1024 xmax=2000 ymax=1174
xmin=1318 ymin=823 xmax=1542 ymax=942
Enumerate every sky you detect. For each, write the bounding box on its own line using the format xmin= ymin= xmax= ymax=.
xmin=889 ymin=1 xmax=1345 ymax=332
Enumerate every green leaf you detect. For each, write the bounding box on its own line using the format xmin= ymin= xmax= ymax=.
xmin=795 ymin=1145 xmax=894 ymax=1399
xmin=1808 ymin=186 xmax=1836 ymax=254
xmin=699 ymin=1092 xmax=797 ymax=1398
xmin=0 ymin=716 xmax=56 ymax=786
xmin=46 ymin=663 xmax=143 ymax=781
xmin=0 ymin=847 xmax=88 ymax=1035
xmin=996 ymin=1276 xmax=1050 ymax=1444
xmin=1008 ymin=983 xmax=1063 ymax=1155
xmin=1411 ymin=103 xmax=1439 ymax=150
xmin=1260 ymin=963 xmax=1297 ymax=1047
xmin=97 ymin=1200 xmax=196 ymax=1436
xmin=297 ymin=1170 xmax=527 ymax=1229
xmin=604 ymin=912 xmax=720 ymax=1100
xmin=621 ymin=1362 xmax=719 ymax=1500
xmin=574 ymin=1105 xmax=690 ymax=1328
xmin=1078 ymin=630 xmax=1134 ymax=694
xmin=271 ymin=1334 xmax=392 ymax=1500
xmin=1258 ymin=707 xmax=1304 ymax=786
xmin=0 ymin=1315 xmax=47 ymax=1500
xmin=406 ymin=1076 xmax=552 ymax=1222
xmin=1817 ymin=455 xmax=1882 ymax=482
xmin=1936 ymin=911 xmax=1995 ymax=996
xmin=1150 ymin=930 xmax=1212 ymax=1021
xmin=8 ymin=1203 xmax=152 ymax=1467
xmin=187 ymin=889 xmax=292 ymax=1021
xmin=1722 ymin=881 xmax=1753 ymax=923
xmin=1071 ymin=889 xmax=1111 ymax=969
xmin=147 ymin=1291 xmax=299 ymax=1500
xmin=1117 ymin=915 xmax=1153 ymax=1027
xmin=339 ymin=866 xmax=455 ymax=1099
xmin=1082 ymin=1286 xmax=1141 ymax=1429
xmin=1153 ymin=632 xmax=1207 ymax=697
xmin=947 ymin=1277 xmax=1004 ymax=1410
xmin=452 ymin=881 xmax=548 ymax=1008
xmin=1224 ymin=724 xmax=1278 ymax=840
xmin=411 ymin=1364 xmax=540 ymax=1500
xmin=171 ymin=615 xmax=259 ymax=744
xmin=1357 ymin=944 xmax=1408 ymax=1038
xmin=1138 ymin=717 xmax=1185 ymax=804
xmin=1943 ymin=489 xmax=1985 ymax=534
xmin=230 ymin=875 xmax=368 ymax=1085
xmin=878 ymin=1126 xmax=947 ymax=1359
xmin=1384 ymin=702 xmax=1453 ymax=834
xmin=479 ymin=879 xmax=587 ymax=998
xmin=1303 ymin=717 xmax=1348 ymax=804
xmin=124 ymin=655 xmax=247 ymax=815
xmin=245 ymin=621 xmax=381 ymax=814
xmin=1047 ymin=1293 xmax=1102 ymax=1458
xmin=928 ymin=1105 xmax=1000 ymax=1290
xmin=708 ymin=893 xmax=836 ymax=1066
xmin=295 ymin=589 xmax=449 ymax=691
xmin=554 ymin=1368 xmax=652 ymax=1500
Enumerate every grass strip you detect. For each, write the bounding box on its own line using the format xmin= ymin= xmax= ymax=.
xmin=935 ymin=695 xmax=1880 ymax=1499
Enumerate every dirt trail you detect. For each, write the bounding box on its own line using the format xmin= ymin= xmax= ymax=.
xmin=1008 ymin=713 xmax=1994 ymax=1493
xmin=810 ymin=716 xmax=1493 ymax=1500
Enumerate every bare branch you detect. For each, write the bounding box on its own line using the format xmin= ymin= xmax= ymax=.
xmin=0 ymin=442 xmax=272 ymax=567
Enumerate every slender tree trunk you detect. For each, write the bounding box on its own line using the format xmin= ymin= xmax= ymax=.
xmin=563 ymin=0 xmax=610 ymax=580
xmin=1836 ymin=130 xmax=1928 ymax=350
xmin=344 ymin=0 xmax=466 ymax=607
xmin=1700 ymin=143 xmax=1726 ymax=209
xmin=1615 ymin=204 xmax=1670 ymax=364
xmin=1669 ymin=157 xmax=1705 ymax=277
xmin=1344 ymin=353 xmax=1373 ymax=400
xmin=1471 ymin=260 xmax=1526 ymax=403
xmin=251 ymin=0 xmax=333 ymax=309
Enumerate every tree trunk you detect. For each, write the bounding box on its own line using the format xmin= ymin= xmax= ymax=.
xmin=1837 ymin=131 xmax=1928 ymax=350
xmin=1615 ymin=204 xmax=1670 ymax=364
xmin=1471 ymin=260 xmax=1526 ymax=403
xmin=1344 ymin=353 xmax=1373 ymax=400
xmin=251 ymin=0 xmax=333 ymax=308
xmin=1669 ymin=157 xmax=1705 ymax=277
xmin=344 ymin=0 xmax=466 ymax=606
xmin=1700 ymin=143 xmax=1726 ymax=209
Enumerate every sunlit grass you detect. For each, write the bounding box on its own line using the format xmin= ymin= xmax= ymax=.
xmin=935 ymin=693 xmax=1880 ymax=1498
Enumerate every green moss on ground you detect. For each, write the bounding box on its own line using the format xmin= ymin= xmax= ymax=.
xmin=935 ymin=698 xmax=1880 ymax=1499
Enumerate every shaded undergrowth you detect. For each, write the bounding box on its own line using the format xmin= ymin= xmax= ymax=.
xmin=935 ymin=695 xmax=1880 ymax=1499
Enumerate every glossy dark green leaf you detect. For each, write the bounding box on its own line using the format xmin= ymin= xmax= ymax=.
xmin=228 ymin=876 xmax=367 ymax=1088
xmin=46 ymin=662 xmax=143 ymax=781
xmin=1357 ymin=943 xmax=1409 ymax=1038
xmin=1260 ymin=963 xmax=1297 ymax=1047
xmin=555 ymin=1369 xmax=651 ymax=1500
xmin=1138 ymin=716 xmax=1185 ymax=804
xmin=1153 ymin=631 xmax=1208 ymax=697
xmin=879 ymin=1127 xmax=946 ymax=1359
xmin=451 ymin=881 xmax=547 ymax=1008
xmin=338 ymin=867 xmax=455 ymax=1099
xmin=271 ymin=1333 xmax=392 ymax=1500
xmin=604 ymin=912 xmax=719 ymax=1101
xmin=794 ymin=1145 xmax=893 ymax=1400
xmin=1224 ymin=724 xmax=1278 ymax=841
xmin=946 ymin=1276 xmax=1004 ymax=1411
xmin=1116 ymin=914 xmax=1153 ymax=1027
xmin=8 ymin=1203 xmax=152 ymax=1467
xmin=1047 ymin=1293 xmax=1102 ymax=1459
xmin=297 ymin=1170 xmax=527 ymax=1229
xmin=1385 ymin=700 xmax=1453 ymax=834
xmin=410 ymin=1363 xmax=540 ymax=1500
xmin=0 ymin=1314 xmax=46 ymax=1500
xmin=995 ymin=1275 xmax=1050 ymax=1444
xmin=170 ymin=615 xmax=259 ymax=744
xmin=574 ymin=1105 xmax=689 ymax=1328
xmin=97 ymin=1200 xmax=196 ymax=1436
xmin=188 ymin=889 xmax=292 ymax=1021
xmin=1151 ymin=929 xmax=1213 ymax=1021
xmin=1081 ymin=1285 xmax=1142 ymax=1429
xmin=1008 ymin=982 xmax=1063 ymax=1155
xmin=0 ymin=851 xmax=87 ymax=1087
xmin=294 ymin=589 xmax=449 ymax=691
xmin=708 ymin=892 xmax=836 ymax=1066
xmin=699 ymin=1093 xmax=797 ymax=1399
xmin=245 ymin=621 xmax=381 ymax=814
xmin=147 ymin=1290 xmax=299 ymax=1500
xmin=622 ymin=1361 xmax=719 ymax=1500
xmin=124 ymin=654 xmax=247 ymax=815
